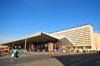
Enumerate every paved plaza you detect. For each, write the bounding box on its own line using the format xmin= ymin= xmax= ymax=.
xmin=0 ymin=52 xmax=100 ymax=66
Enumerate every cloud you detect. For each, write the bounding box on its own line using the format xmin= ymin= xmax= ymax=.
xmin=0 ymin=36 xmax=14 ymax=43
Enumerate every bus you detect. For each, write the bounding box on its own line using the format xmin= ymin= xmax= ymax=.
xmin=0 ymin=47 xmax=9 ymax=52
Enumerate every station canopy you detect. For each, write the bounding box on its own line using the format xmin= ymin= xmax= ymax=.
xmin=0 ymin=32 xmax=60 ymax=46
xmin=0 ymin=32 xmax=75 ymax=46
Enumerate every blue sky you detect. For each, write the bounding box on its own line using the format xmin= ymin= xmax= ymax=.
xmin=0 ymin=0 xmax=100 ymax=42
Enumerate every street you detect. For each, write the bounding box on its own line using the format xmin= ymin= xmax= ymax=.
xmin=0 ymin=52 xmax=100 ymax=66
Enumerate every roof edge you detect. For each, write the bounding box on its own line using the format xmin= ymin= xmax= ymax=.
xmin=49 ymin=23 xmax=92 ymax=34
xmin=94 ymin=31 xmax=100 ymax=35
xmin=0 ymin=31 xmax=42 ymax=45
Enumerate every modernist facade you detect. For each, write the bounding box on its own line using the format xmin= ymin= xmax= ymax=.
xmin=50 ymin=24 xmax=93 ymax=51
xmin=93 ymin=32 xmax=100 ymax=50
xmin=0 ymin=23 xmax=100 ymax=51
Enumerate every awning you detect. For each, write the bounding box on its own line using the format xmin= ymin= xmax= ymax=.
xmin=0 ymin=32 xmax=59 ymax=46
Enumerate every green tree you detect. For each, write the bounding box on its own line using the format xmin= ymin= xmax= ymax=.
xmin=68 ymin=47 xmax=70 ymax=49
xmin=73 ymin=46 xmax=76 ymax=49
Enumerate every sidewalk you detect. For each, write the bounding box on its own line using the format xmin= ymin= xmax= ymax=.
xmin=5 ymin=58 xmax=64 ymax=66
xmin=0 ymin=52 xmax=26 ymax=59
xmin=0 ymin=51 xmax=97 ymax=59
xmin=27 ymin=51 xmax=97 ymax=55
xmin=1 ymin=52 xmax=97 ymax=66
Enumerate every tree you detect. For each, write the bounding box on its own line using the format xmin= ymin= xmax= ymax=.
xmin=68 ymin=47 xmax=70 ymax=49
xmin=73 ymin=46 xmax=76 ymax=49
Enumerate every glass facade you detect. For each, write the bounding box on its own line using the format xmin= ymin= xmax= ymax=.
xmin=85 ymin=46 xmax=91 ymax=49
xmin=77 ymin=46 xmax=83 ymax=49
xmin=60 ymin=38 xmax=74 ymax=49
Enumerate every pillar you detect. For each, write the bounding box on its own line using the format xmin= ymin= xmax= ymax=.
xmin=25 ymin=34 xmax=27 ymax=50
xmin=54 ymin=43 xmax=56 ymax=48
xmin=54 ymin=43 xmax=56 ymax=52
xmin=58 ymin=40 xmax=60 ymax=50
xmin=31 ymin=44 xmax=34 ymax=52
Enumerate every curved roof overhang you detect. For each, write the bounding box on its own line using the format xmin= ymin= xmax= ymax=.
xmin=0 ymin=32 xmax=59 ymax=46
xmin=0 ymin=31 xmax=76 ymax=46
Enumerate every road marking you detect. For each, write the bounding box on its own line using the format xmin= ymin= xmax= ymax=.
xmin=69 ymin=59 xmax=75 ymax=61
xmin=69 ymin=57 xmax=98 ymax=66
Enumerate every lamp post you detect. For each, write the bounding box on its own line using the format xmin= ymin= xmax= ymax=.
xmin=9 ymin=44 xmax=11 ymax=54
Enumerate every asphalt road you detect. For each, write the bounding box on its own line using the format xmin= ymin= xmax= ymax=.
xmin=0 ymin=52 xmax=100 ymax=66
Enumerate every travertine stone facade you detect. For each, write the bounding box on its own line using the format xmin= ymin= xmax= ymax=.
xmin=50 ymin=24 xmax=95 ymax=50
xmin=94 ymin=32 xmax=100 ymax=50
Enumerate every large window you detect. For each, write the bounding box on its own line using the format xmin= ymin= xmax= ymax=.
xmin=60 ymin=38 xmax=74 ymax=49
xmin=77 ymin=46 xmax=83 ymax=49
xmin=60 ymin=38 xmax=74 ymax=46
xmin=85 ymin=46 xmax=91 ymax=49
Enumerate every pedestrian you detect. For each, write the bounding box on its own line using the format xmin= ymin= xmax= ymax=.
xmin=16 ymin=48 xmax=19 ymax=57
xmin=77 ymin=50 xmax=78 ymax=53
xmin=13 ymin=48 xmax=17 ymax=59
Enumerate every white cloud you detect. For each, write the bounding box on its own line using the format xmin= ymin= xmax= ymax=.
xmin=0 ymin=36 xmax=14 ymax=43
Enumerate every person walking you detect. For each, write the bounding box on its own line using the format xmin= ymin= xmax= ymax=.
xmin=16 ymin=48 xmax=19 ymax=57
xmin=13 ymin=48 xmax=17 ymax=59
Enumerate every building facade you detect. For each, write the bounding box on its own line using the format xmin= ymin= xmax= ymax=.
xmin=50 ymin=24 xmax=100 ymax=51
xmin=93 ymin=32 xmax=100 ymax=50
xmin=0 ymin=23 xmax=100 ymax=52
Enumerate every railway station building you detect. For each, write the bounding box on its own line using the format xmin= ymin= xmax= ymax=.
xmin=0 ymin=23 xmax=100 ymax=52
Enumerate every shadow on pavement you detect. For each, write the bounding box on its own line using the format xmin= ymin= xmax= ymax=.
xmin=51 ymin=53 xmax=98 ymax=66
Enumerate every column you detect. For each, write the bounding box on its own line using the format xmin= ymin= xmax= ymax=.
xmin=54 ymin=43 xmax=56 ymax=52
xmin=25 ymin=34 xmax=27 ymax=50
xmin=31 ymin=44 xmax=34 ymax=52
xmin=58 ymin=40 xmax=60 ymax=50
xmin=54 ymin=43 xmax=56 ymax=48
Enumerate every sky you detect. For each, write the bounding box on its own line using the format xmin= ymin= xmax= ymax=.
xmin=0 ymin=0 xmax=100 ymax=43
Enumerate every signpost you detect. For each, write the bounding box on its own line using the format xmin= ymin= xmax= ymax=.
xmin=9 ymin=44 xmax=11 ymax=46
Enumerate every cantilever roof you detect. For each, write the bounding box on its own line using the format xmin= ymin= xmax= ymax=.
xmin=0 ymin=32 xmax=59 ymax=45
xmin=0 ymin=31 xmax=75 ymax=46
